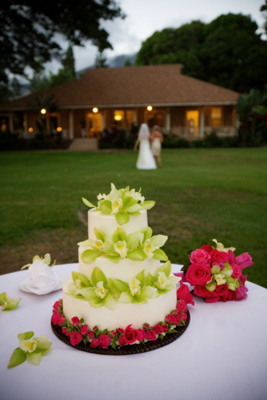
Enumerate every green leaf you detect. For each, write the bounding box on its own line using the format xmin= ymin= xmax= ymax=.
xmin=17 ymin=331 xmax=34 ymax=341
xmin=150 ymin=235 xmax=168 ymax=248
xmin=102 ymin=241 xmax=114 ymax=254
xmin=133 ymin=296 xmax=148 ymax=304
xmin=146 ymin=273 xmax=156 ymax=286
xmin=94 ymin=228 xmax=106 ymax=242
xmin=128 ymin=211 xmax=141 ymax=215
xmin=135 ymin=270 xmax=145 ymax=287
xmin=26 ymin=351 xmax=43 ymax=365
xmin=77 ymin=239 xmax=92 ymax=248
xmin=141 ymin=201 xmax=155 ymax=210
xmin=106 ymin=255 xmax=121 ymax=263
xmin=156 ymin=260 xmax=172 ymax=277
xmin=8 ymin=348 xmax=26 ymax=368
xmin=153 ymin=249 xmax=169 ymax=261
xmin=82 ymin=197 xmax=96 ymax=208
xmin=110 ymin=279 xmax=129 ymax=293
xmin=72 ymin=272 xmax=92 ymax=287
xmin=91 ymin=267 xmax=107 ymax=286
xmin=127 ymin=249 xmax=146 ymax=261
xmin=100 ymin=200 xmax=112 ymax=215
xmin=81 ymin=249 xmax=102 ymax=264
xmin=115 ymin=212 xmax=130 ymax=225
xmin=112 ymin=227 xmax=127 ymax=243
xmin=126 ymin=203 xmax=143 ymax=213
xmin=78 ymin=287 xmax=97 ymax=301
xmin=140 ymin=286 xmax=158 ymax=299
xmin=103 ymin=293 xmax=116 ymax=310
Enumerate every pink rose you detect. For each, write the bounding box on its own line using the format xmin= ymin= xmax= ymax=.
xmin=239 ymin=274 xmax=247 ymax=285
xmin=186 ymin=263 xmax=211 ymax=286
xmin=163 ymin=324 xmax=168 ymax=332
xmin=51 ymin=311 xmax=65 ymax=326
xmin=205 ymin=296 xmax=220 ymax=303
xmin=154 ymin=324 xmax=164 ymax=334
xmin=110 ymin=330 xmax=116 ymax=337
xmin=53 ymin=301 xmax=61 ymax=310
xmin=69 ymin=331 xmax=82 ymax=346
xmin=119 ymin=336 xmax=127 ymax=347
xmin=93 ymin=326 xmax=98 ymax=331
xmin=99 ymin=333 xmax=111 ymax=349
xmin=71 ymin=316 xmax=80 ymax=326
xmin=224 ymin=291 xmax=236 ymax=301
xmin=235 ymin=285 xmax=248 ymax=301
xmin=145 ymin=329 xmax=157 ymax=341
xmin=194 ymin=285 xmax=211 ymax=298
xmin=190 ymin=249 xmax=211 ymax=265
xmin=90 ymin=339 xmax=99 ymax=348
xmin=175 ymin=315 xmax=181 ymax=325
xmin=236 ymin=253 xmax=253 ymax=270
xmin=143 ymin=323 xmax=150 ymax=329
xmin=181 ymin=313 xmax=187 ymax=321
xmin=166 ymin=314 xmax=176 ymax=324
xmin=176 ymin=283 xmax=195 ymax=305
xmin=117 ymin=328 xmax=124 ymax=334
xmin=176 ymin=299 xmax=188 ymax=313
xmin=231 ymin=264 xmax=242 ymax=279
xmin=80 ymin=325 xmax=89 ymax=335
xmin=201 ymin=244 xmax=213 ymax=253
xmin=123 ymin=325 xmax=144 ymax=344
xmin=62 ymin=327 xmax=69 ymax=336
xmin=209 ymin=249 xmax=228 ymax=264
xmin=88 ymin=331 xmax=94 ymax=339
xmin=215 ymin=284 xmax=229 ymax=297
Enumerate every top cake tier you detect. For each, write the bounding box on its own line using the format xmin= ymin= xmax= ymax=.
xmin=88 ymin=209 xmax=148 ymax=240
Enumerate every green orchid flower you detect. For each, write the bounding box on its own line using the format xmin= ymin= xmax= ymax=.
xmin=0 ymin=292 xmax=21 ymax=311
xmin=82 ymin=183 xmax=155 ymax=225
xmin=21 ymin=253 xmax=56 ymax=270
xmin=113 ymin=270 xmax=158 ymax=304
xmin=146 ymin=261 xmax=180 ymax=295
xmin=69 ymin=267 xmax=115 ymax=310
xmin=8 ymin=331 xmax=52 ymax=368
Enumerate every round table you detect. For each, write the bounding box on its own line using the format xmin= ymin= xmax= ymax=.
xmin=0 ymin=263 xmax=267 ymax=400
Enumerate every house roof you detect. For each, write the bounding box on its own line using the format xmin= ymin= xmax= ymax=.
xmin=0 ymin=64 xmax=239 ymax=111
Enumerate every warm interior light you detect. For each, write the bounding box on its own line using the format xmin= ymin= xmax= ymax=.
xmin=147 ymin=105 xmax=153 ymax=111
xmin=40 ymin=108 xmax=47 ymax=114
xmin=28 ymin=127 xmax=33 ymax=132
xmin=92 ymin=107 xmax=98 ymax=113
xmin=114 ymin=115 xmax=122 ymax=121
xmin=56 ymin=127 xmax=63 ymax=132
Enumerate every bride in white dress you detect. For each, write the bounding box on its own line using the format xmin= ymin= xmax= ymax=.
xmin=133 ymin=123 xmax=157 ymax=170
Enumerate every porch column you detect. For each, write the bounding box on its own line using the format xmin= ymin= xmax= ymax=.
xmin=69 ymin=109 xmax=74 ymax=139
xmin=134 ymin=108 xmax=138 ymax=125
xmin=199 ymin=106 xmax=204 ymax=138
xmin=124 ymin=109 xmax=127 ymax=129
xmin=166 ymin=107 xmax=171 ymax=132
xmin=101 ymin=109 xmax=105 ymax=130
xmin=23 ymin=112 xmax=28 ymax=139
xmin=9 ymin=112 xmax=13 ymax=132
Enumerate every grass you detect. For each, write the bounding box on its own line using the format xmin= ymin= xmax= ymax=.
xmin=0 ymin=148 xmax=267 ymax=288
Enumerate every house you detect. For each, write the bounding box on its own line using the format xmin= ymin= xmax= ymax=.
xmin=0 ymin=64 xmax=239 ymax=141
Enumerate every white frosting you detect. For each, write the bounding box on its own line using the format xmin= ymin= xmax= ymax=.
xmin=88 ymin=209 xmax=148 ymax=240
xmin=79 ymin=246 xmax=161 ymax=283
xmin=63 ymin=276 xmax=176 ymax=330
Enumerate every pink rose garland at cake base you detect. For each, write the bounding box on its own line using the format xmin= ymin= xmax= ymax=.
xmin=181 ymin=239 xmax=253 ymax=302
xmin=51 ymin=284 xmax=194 ymax=350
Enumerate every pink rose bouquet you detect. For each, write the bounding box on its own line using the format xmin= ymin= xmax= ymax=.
xmin=181 ymin=238 xmax=253 ymax=302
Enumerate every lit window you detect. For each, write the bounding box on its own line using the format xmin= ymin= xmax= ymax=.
xmin=211 ymin=107 xmax=222 ymax=127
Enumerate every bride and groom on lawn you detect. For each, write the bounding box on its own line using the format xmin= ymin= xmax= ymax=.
xmin=134 ymin=123 xmax=164 ymax=169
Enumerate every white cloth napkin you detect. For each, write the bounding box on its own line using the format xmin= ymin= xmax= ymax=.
xmin=24 ymin=259 xmax=61 ymax=295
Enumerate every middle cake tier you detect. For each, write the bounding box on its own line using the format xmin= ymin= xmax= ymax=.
xmin=79 ymin=246 xmax=161 ymax=283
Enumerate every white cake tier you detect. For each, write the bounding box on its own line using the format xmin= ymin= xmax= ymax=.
xmin=62 ymin=276 xmax=177 ymax=330
xmin=79 ymin=246 xmax=161 ymax=283
xmin=88 ymin=209 xmax=148 ymax=240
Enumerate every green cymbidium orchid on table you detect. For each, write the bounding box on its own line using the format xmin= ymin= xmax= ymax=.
xmin=0 ymin=292 xmax=21 ymax=311
xmin=82 ymin=183 xmax=155 ymax=225
xmin=80 ymin=226 xmax=168 ymax=264
xmin=21 ymin=253 xmax=56 ymax=270
xmin=8 ymin=332 xmax=52 ymax=368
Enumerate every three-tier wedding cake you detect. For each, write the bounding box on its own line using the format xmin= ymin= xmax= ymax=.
xmin=54 ymin=184 xmax=185 ymax=349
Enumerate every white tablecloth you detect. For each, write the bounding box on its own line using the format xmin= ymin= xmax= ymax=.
xmin=0 ymin=264 xmax=267 ymax=400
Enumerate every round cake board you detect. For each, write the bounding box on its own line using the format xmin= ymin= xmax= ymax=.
xmin=51 ymin=310 xmax=190 ymax=356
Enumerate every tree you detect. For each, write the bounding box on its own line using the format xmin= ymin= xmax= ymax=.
xmin=124 ymin=58 xmax=132 ymax=66
xmin=62 ymin=44 xmax=75 ymax=79
xmin=135 ymin=14 xmax=267 ymax=93
xmin=261 ymin=1 xmax=267 ymax=33
xmin=0 ymin=0 xmax=124 ymax=83
xmin=95 ymin=50 xmax=108 ymax=68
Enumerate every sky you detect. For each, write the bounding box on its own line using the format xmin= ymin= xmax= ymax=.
xmin=45 ymin=0 xmax=265 ymax=73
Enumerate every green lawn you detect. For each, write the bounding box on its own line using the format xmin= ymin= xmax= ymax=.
xmin=0 ymin=148 xmax=266 ymax=288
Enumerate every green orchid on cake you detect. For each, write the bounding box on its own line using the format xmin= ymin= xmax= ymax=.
xmin=79 ymin=226 xmax=168 ymax=264
xmin=82 ymin=183 xmax=155 ymax=225
xmin=67 ymin=262 xmax=180 ymax=310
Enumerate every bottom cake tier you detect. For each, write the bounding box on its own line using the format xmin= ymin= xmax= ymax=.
xmin=62 ymin=276 xmax=177 ymax=331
